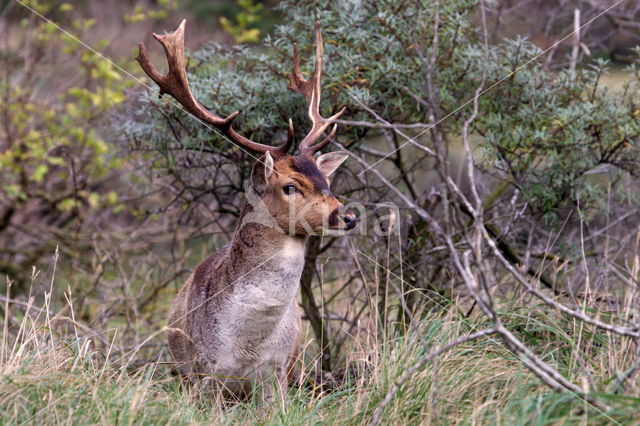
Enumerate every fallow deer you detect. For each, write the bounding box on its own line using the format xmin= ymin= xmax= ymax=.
xmin=137 ymin=20 xmax=357 ymax=402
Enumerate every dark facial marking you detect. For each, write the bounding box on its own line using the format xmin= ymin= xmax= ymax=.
xmin=291 ymin=155 xmax=330 ymax=193
xmin=291 ymin=178 xmax=306 ymax=188
xmin=328 ymin=208 xmax=340 ymax=227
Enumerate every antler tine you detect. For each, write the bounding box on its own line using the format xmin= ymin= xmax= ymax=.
xmin=137 ymin=19 xmax=290 ymax=157
xmin=288 ymin=21 xmax=345 ymax=156
xmin=287 ymin=118 xmax=295 ymax=146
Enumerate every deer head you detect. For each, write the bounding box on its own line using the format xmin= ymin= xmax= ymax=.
xmin=137 ymin=20 xmax=357 ymax=235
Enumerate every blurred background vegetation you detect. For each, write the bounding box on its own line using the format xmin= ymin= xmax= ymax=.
xmin=1 ymin=0 xmax=639 ymax=423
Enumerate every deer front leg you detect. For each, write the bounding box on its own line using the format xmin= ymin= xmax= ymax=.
xmin=254 ymin=367 xmax=288 ymax=405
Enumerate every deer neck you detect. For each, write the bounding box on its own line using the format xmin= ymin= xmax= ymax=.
xmin=214 ymin=202 xmax=306 ymax=344
xmin=229 ymin=221 xmax=307 ymax=267
xmin=225 ymin=201 xmax=307 ymax=301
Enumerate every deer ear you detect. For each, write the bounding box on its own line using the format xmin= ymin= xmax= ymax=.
xmin=316 ymin=151 xmax=348 ymax=177
xmin=251 ymin=152 xmax=274 ymax=193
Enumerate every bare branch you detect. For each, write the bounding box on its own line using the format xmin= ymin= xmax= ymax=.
xmin=370 ymin=328 xmax=496 ymax=425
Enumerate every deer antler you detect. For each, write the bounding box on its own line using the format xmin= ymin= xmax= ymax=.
xmin=288 ymin=21 xmax=346 ymax=156
xmin=136 ymin=19 xmax=293 ymax=157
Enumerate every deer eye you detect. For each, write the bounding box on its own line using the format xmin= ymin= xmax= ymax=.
xmin=282 ymin=184 xmax=298 ymax=195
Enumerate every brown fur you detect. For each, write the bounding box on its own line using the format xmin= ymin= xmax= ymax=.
xmin=167 ymin=152 xmax=354 ymax=402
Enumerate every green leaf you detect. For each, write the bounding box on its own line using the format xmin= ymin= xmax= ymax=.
xmin=31 ymin=164 xmax=48 ymax=183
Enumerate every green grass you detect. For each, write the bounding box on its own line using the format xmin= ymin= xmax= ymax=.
xmin=1 ymin=300 xmax=638 ymax=425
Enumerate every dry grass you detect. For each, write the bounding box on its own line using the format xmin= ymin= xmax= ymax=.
xmin=0 ymin=248 xmax=638 ymax=425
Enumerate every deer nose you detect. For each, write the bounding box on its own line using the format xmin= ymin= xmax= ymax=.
xmin=342 ymin=211 xmax=358 ymax=229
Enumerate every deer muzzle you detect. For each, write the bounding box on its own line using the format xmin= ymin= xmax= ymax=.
xmin=329 ymin=205 xmax=358 ymax=230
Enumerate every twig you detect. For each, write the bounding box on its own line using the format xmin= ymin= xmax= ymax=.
xmin=345 ymin=92 xmax=435 ymax=157
xmin=570 ymin=8 xmax=580 ymax=71
xmin=334 ymin=119 xmax=432 ymax=129
xmin=370 ymin=328 xmax=496 ymax=425
xmin=483 ymin=230 xmax=640 ymax=338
